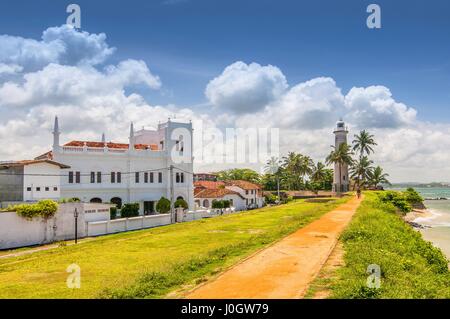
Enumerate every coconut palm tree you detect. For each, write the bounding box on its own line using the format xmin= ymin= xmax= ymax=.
xmin=265 ymin=157 xmax=281 ymax=201
xmin=311 ymin=162 xmax=328 ymax=190
xmin=350 ymin=156 xmax=374 ymax=189
xmin=369 ymin=166 xmax=391 ymax=188
xmin=326 ymin=143 xmax=354 ymax=194
xmin=352 ymin=130 xmax=377 ymax=160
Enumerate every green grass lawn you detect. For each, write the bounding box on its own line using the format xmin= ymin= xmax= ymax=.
xmin=324 ymin=192 xmax=450 ymax=299
xmin=0 ymin=197 xmax=349 ymax=299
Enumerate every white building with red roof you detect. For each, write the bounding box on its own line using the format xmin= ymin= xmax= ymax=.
xmin=193 ymin=179 xmax=264 ymax=211
xmin=34 ymin=117 xmax=194 ymax=214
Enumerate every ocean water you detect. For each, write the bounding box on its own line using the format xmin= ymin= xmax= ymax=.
xmin=389 ymin=187 xmax=450 ymax=259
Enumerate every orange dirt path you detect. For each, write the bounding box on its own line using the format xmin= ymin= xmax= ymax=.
xmin=186 ymin=196 xmax=362 ymax=299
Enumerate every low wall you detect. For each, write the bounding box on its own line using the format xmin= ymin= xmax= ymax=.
xmin=86 ymin=214 xmax=171 ymax=237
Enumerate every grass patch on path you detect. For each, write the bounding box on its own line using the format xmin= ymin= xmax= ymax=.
xmin=0 ymin=197 xmax=349 ymax=299
xmin=327 ymin=192 xmax=450 ymax=299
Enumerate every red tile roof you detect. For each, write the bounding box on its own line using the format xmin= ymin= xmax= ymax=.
xmin=225 ymin=180 xmax=262 ymax=190
xmin=194 ymin=181 xmax=225 ymax=189
xmin=64 ymin=141 xmax=159 ymax=150
xmin=194 ymin=188 xmax=244 ymax=199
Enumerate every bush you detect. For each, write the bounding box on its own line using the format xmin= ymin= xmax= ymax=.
xmin=156 ymin=197 xmax=171 ymax=214
xmin=264 ymin=193 xmax=277 ymax=204
xmin=120 ymin=203 xmax=140 ymax=218
xmin=378 ymin=191 xmax=411 ymax=214
xmin=212 ymin=200 xmax=224 ymax=209
xmin=7 ymin=200 xmax=58 ymax=220
xmin=404 ymin=188 xmax=424 ymax=205
xmin=110 ymin=207 xmax=117 ymax=220
xmin=174 ymin=198 xmax=188 ymax=210
xmin=222 ymin=199 xmax=231 ymax=208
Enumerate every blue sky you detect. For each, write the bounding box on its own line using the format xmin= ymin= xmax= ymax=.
xmin=1 ymin=0 xmax=449 ymax=121
xmin=1 ymin=0 xmax=450 ymax=182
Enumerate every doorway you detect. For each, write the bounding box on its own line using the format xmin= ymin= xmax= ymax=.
xmin=143 ymin=201 xmax=155 ymax=215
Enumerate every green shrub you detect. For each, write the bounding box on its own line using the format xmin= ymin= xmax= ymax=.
xmin=120 ymin=203 xmax=140 ymax=218
xmin=156 ymin=197 xmax=171 ymax=214
xmin=264 ymin=193 xmax=277 ymax=204
xmin=222 ymin=199 xmax=231 ymax=208
xmin=174 ymin=198 xmax=188 ymax=210
xmin=378 ymin=191 xmax=411 ymax=214
xmin=110 ymin=207 xmax=117 ymax=220
xmin=212 ymin=200 xmax=224 ymax=209
xmin=7 ymin=200 xmax=58 ymax=220
xmin=404 ymin=187 xmax=424 ymax=205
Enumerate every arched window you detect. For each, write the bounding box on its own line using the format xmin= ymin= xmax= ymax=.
xmin=195 ymin=200 xmax=200 ymax=207
xmin=229 ymin=199 xmax=234 ymax=206
xmin=203 ymin=199 xmax=210 ymax=208
xmin=110 ymin=197 xmax=122 ymax=209
xmin=90 ymin=198 xmax=102 ymax=203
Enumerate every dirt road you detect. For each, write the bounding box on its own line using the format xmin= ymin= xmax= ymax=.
xmin=187 ymin=196 xmax=362 ymax=299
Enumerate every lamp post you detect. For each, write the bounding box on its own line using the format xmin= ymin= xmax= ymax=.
xmin=74 ymin=208 xmax=79 ymax=244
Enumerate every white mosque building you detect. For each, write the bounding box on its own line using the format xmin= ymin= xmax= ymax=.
xmin=35 ymin=117 xmax=195 ymax=214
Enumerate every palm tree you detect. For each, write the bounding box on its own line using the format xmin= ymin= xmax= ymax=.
xmin=350 ymin=156 xmax=374 ymax=189
xmin=326 ymin=143 xmax=354 ymax=194
xmin=311 ymin=162 xmax=328 ymax=190
xmin=265 ymin=157 xmax=281 ymax=202
xmin=352 ymin=130 xmax=377 ymax=160
xmin=369 ymin=166 xmax=391 ymax=188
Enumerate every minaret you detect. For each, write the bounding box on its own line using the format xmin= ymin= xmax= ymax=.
xmin=128 ymin=122 xmax=135 ymax=151
xmin=53 ymin=116 xmax=61 ymax=152
xmin=332 ymin=119 xmax=349 ymax=193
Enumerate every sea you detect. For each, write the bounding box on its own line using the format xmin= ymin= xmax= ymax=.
xmin=388 ymin=187 xmax=450 ymax=259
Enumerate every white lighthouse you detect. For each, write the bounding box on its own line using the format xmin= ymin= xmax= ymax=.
xmin=332 ymin=119 xmax=349 ymax=193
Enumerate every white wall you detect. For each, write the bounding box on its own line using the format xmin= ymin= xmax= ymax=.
xmin=23 ymin=163 xmax=61 ymax=201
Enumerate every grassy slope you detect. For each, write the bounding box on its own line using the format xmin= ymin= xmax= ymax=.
xmin=328 ymin=192 xmax=450 ymax=299
xmin=0 ymin=197 xmax=348 ymax=299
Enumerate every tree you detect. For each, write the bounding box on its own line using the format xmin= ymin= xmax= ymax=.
xmin=352 ymin=130 xmax=377 ymax=160
xmin=282 ymin=152 xmax=315 ymax=190
xmin=265 ymin=156 xmax=281 ymax=202
xmin=156 ymin=197 xmax=171 ymax=214
xmin=326 ymin=143 xmax=354 ymax=194
xmin=350 ymin=156 xmax=374 ymax=189
xmin=216 ymin=168 xmax=261 ymax=184
xmin=174 ymin=198 xmax=188 ymax=210
xmin=368 ymin=166 xmax=391 ymax=188
xmin=311 ymin=162 xmax=331 ymax=191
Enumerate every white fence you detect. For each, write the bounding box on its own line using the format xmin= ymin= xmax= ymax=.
xmin=0 ymin=206 xmax=238 ymax=250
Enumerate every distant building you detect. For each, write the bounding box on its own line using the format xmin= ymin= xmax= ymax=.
xmin=34 ymin=116 xmax=194 ymax=214
xmin=193 ymin=173 xmax=217 ymax=182
xmin=332 ymin=119 xmax=350 ymax=193
xmin=194 ymin=180 xmax=264 ymax=211
xmin=0 ymin=160 xmax=69 ymax=202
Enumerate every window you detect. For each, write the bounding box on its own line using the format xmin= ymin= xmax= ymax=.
xmin=181 ymin=172 xmax=184 ymax=183
xmin=176 ymin=172 xmax=180 ymax=183
xmin=45 ymin=187 xmax=49 ymax=191
xmin=203 ymin=199 xmax=209 ymax=208
xmin=150 ymin=172 xmax=154 ymax=183
xmin=245 ymin=190 xmax=249 ymax=195
xmin=27 ymin=187 xmax=32 ymax=191
xmin=343 ymin=175 xmax=346 ymax=181
xmin=90 ymin=172 xmax=95 ymax=183
xmin=97 ymin=172 xmax=102 ymax=183
xmin=54 ymin=187 xmax=58 ymax=191
xmin=36 ymin=187 xmax=41 ymax=192
xmin=68 ymin=171 xmax=74 ymax=183
xmin=158 ymin=172 xmax=162 ymax=183
xmin=117 ymin=172 xmax=122 ymax=183
xmin=135 ymin=172 xmax=140 ymax=183
xmin=144 ymin=172 xmax=148 ymax=183
xmin=111 ymin=172 xmax=116 ymax=183
xmin=75 ymin=171 xmax=80 ymax=184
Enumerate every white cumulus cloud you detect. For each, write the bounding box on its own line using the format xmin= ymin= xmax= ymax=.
xmin=205 ymin=61 xmax=288 ymax=113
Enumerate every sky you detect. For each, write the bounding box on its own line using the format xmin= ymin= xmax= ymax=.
xmin=0 ymin=0 xmax=449 ymax=182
